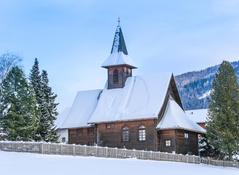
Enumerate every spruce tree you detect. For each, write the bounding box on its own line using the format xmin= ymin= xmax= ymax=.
xmin=30 ymin=58 xmax=59 ymax=142
xmin=0 ymin=66 xmax=37 ymax=141
xmin=199 ymin=136 xmax=223 ymax=159
xmin=41 ymin=70 xmax=59 ymax=142
xmin=29 ymin=58 xmax=44 ymax=141
xmin=29 ymin=58 xmax=42 ymax=104
xmin=207 ymin=61 xmax=239 ymax=160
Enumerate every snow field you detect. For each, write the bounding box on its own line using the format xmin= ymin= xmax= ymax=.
xmin=0 ymin=151 xmax=238 ymax=175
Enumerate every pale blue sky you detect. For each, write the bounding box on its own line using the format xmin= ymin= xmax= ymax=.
xmin=1 ymin=0 xmax=239 ymax=111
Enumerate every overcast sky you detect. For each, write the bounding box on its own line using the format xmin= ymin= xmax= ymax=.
xmin=1 ymin=0 xmax=239 ymax=111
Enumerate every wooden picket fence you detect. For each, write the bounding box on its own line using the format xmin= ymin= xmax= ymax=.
xmin=0 ymin=141 xmax=238 ymax=168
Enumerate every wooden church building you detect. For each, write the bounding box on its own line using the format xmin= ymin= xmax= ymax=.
xmin=57 ymin=21 xmax=205 ymax=155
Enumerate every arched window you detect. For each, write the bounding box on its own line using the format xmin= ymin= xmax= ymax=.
xmin=127 ymin=68 xmax=131 ymax=76
xmin=113 ymin=69 xmax=119 ymax=84
xmin=184 ymin=132 xmax=189 ymax=145
xmin=138 ymin=125 xmax=146 ymax=141
xmin=122 ymin=127 xmax=129 ymax=142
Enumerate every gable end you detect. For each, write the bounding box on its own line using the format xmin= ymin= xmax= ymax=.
xmin=158 ymin=74 xmax=183 ymax=122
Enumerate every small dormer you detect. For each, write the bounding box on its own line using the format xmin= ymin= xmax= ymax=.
xmin=101 ymin=19 xmax=137 ymax=89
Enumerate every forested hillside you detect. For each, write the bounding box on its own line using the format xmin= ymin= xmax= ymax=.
xmin=176 ymin=60 xmax=239 ymax=110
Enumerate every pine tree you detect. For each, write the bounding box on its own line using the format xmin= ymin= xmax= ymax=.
xmin=207 ymin=61 xmax=239 ymax=160
xmin=41 ymin=70 xmax=59 ymax=142
xmin=0 ymin=66 xmax=37 ymax=141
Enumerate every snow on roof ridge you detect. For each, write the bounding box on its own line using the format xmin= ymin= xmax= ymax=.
xmin=61 ymin=73 xmax=175 ymax=128
xmin=88 ymin=73 xmax=173 ymax=123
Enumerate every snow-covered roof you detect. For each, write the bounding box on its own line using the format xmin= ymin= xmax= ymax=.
xmin=157 ymin=98 xmax=206 ymax=134
xmin=55 ymin=107 xmax=70 ymax=129
xmin=185 ymin=109 xmax=208 ymax=123
xmin=88 ymin=73 xmax=172 ymax=123
xmin=60 ymin=89 xmax=102 ymax=129
xmin=101 ymin=52 xmax=136 ymax=68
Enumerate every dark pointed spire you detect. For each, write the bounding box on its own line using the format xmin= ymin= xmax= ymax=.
xmin=117 ymin=17 xmax=120 ymax=26
xmin=110 ymin=18 xmax=128 ymax=55
xmin=101 ymin=19 xmax=136 ymax=69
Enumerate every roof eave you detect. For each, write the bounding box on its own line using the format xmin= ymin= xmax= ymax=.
xmin=88 ymin=117 xmax=157 ymax=125
xmin=101 ymin=64 xmax=137 ymax=69
xmin=156 ymin=127 xmax=206 ymax=134
xmin=59 ymin=124 xmax=95 ymax=130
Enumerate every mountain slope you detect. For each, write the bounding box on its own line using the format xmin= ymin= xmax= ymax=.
xmin=175 ymin=60 xmax=239 ymax=110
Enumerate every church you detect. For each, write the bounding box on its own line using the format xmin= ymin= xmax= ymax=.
xmin=57 ymin=21 xmax=205 ymax=155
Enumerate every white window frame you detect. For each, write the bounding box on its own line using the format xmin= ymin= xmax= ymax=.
xmin=165 ymin=140 xmax=171 ymax=147
xmin=184 ymin=132 xmax=189 ymax=139
xmin=122 ymin=127 xmax=129 ymax=142
xmin=106 ymin=123 xmax=114 ymax=129
xmin=138 ymin=125 xmax=146 ymax=141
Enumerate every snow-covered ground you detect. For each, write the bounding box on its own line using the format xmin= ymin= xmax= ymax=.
xmin=0 ymin=151 xmax=238 ymax=175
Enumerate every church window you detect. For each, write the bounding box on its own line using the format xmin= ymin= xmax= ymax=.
xmin=122 ymin=127 xmax=129 ymax=142
xmin=138 ymin=125 xmax=146 ymax=141
xmin=184 ymin=132 xmax=189 ymax=144
xmin=184 ymin=132 xmax=189 ymax=139
xmin=106 ymin=123 xmax=114 ymax=129
xmin=127 ymin=69 xmax=131 ymax=75
xmin=113 ymin=69 xmax=119 ymax=83
xmin=165 ymin=140 xmax=171 ymax=147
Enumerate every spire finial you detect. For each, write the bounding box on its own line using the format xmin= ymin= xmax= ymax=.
xmin=117 ymin=17 xmax=120 ymax=26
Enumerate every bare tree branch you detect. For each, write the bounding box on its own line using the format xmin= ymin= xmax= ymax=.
xmin=0 ymin=52 xmax=21 ymax=84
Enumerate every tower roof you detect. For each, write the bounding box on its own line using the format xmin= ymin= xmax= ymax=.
xmin=101 ymin=19 xmax=136 ymax=69
xmin=110 ymin=18 xmax=128 ymax=55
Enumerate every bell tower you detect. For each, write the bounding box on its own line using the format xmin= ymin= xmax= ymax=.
xmin=101 ymin=19 xmax=137 ymax=89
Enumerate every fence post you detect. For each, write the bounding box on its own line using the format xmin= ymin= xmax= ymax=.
xmin=84 ymin=145 xmax=87 ymax=156
xmin=142 ymin=150 xmax=145 ymax=159
xmin=96 ymin=145 xmax=98 ymax=157
xmin=150 ymin=151 xmax=152 ymax=160
xmin=60 ymin=144 xmax=62 ymax=155
xmin=133 ymin=149 xmax=136 ymax=158
xmin=105 ymin=147 xmax=108 ymax=157
xmin=115 ymin=147 xmax=118 ymax=158
xmin=41 ymin=143 xmax=44 ymax=154
xmin=73 ymin=144 xmax=75 ymax=156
